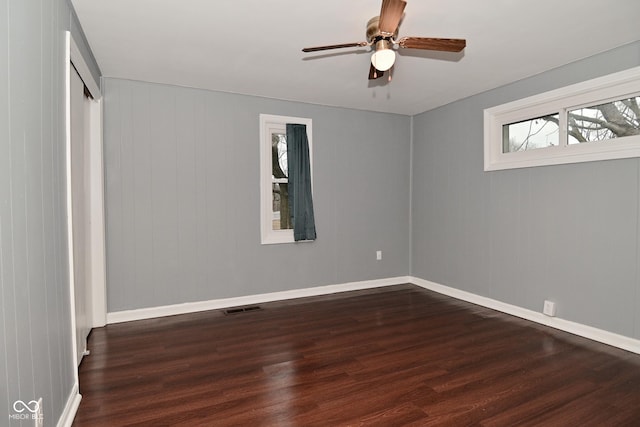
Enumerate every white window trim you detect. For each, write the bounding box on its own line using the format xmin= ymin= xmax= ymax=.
xmin=484 ymin=66 xmax=640 ymax=171
xmin=259 ymin=114 xmax=313 ymax=245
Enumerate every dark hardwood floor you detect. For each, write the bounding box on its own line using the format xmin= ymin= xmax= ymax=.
xmin=73 ymin=284 xmax=640 ymax=426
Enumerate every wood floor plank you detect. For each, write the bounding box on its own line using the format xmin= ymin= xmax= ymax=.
xmin=73 ymin=284 xmax=640 ymax=426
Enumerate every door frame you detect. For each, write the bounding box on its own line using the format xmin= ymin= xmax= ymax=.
xmin=65 ymin=31 xmax=106 ymax=373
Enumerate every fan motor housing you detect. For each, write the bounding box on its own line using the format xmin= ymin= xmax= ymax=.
xmin=366 ymin=16 xmax=398 ymax=43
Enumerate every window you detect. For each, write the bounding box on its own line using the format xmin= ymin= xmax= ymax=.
xmin=502 ymin=114 xmax=559 ymax=153
xmin=259 ymin=114 xmax=313 ymax=244
xmin=484 ymin=66 xmax=640 ymax=171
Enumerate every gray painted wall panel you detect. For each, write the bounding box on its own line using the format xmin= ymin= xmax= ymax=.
xmin=412 ymin=42 xmax=640 ymax=339
xmin=103 ymin=79 xmax=411 ymax=311
xmin=0 ymin=1 xmax=9 ymax=415
xmin=1 ymin=0 xmax=100 ymax=423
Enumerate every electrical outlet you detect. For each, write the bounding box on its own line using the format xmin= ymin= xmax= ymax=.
xmin=376 ymin=250 xmax=382 ymax=261
xmin=543 ymin=300 xmax=556 ymax=317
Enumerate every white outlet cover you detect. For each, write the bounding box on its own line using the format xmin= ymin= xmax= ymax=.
xmin=543 ymin=300 xmax=556 ymax=317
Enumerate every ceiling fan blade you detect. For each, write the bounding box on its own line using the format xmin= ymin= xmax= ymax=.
xmin=378 ymin=0 xmax=407 ymax=35
xmin=302 ymin=42 xmax=368 ymax=53
xmin=398 ymin=37 xmax=466 ymax=52
xmin=368 ymin=64 xmax=385 ymax=80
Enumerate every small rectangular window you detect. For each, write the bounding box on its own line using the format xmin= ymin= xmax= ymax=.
xmin=568 ymin=96 xmax=640 ymax=144
xmin=484 ymin=66 xmax=640 ymax=171
xmin=260 ymin=114 xmax=313 ymax=244
xmin=502 ymin=114 xmax=559 ymax=153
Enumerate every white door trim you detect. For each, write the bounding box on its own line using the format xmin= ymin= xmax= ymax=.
xmin=68 ymin=33 xmax=107 ymax=328
xmin=69 ymin=37 xmax=100 ymax=100
xmin=64 ymin=29 xmax=80 ymax=380
xmin=87 ymin=98 xmax=107 ymax=327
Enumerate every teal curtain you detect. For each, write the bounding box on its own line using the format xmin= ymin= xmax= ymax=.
xmin=287 ymin=124 xmax=317 ymax=241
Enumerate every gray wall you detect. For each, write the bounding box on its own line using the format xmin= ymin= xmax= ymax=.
xmin=0 ymin=0 xmax=100 ymax=425
xmin=103 ymin=78 xmax=411 ymax=312
xmin=411 ymin=41 xmax=640 ymax=339
xmin=102 ymin=34 xmax=640 ymax=343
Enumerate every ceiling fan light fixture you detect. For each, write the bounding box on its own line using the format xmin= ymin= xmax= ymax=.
xmin=301 ymin=0 xmax=467 ymax=81
xmin=371 ymin=39 xmax=395 ymax=72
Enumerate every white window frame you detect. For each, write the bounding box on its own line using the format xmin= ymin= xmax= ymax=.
xmin=259 ymin=114 xmax=313 ymax=245
xmin=484 ymin=66 xmax=640 ymax=171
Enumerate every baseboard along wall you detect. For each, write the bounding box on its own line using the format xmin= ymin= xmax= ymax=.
xmin=106 ymin=277 xmax=408 ymax=324
xmin=57 ymin=383 xmax=81 ymax=427
xmin=106 ymin=276 xmax=640 ymax=355
xmin=410 ymin=277 xmax=640 ymax=355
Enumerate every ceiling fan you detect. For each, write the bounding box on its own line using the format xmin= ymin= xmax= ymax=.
xmin=302 ymin=0 xmax=466 ymax=80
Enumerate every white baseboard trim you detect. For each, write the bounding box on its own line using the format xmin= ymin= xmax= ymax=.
xmin=107 ymin=276 xmax=412 ymax=324
xmin=57 ymin=382 xmax=82 ymax=427
xmin=410 ymin=276 xmax=640 ymax=355
xmin=106 ymin=275 xmax=640 ymax=354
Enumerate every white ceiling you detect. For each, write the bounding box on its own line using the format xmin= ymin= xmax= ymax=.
xmin=71 ymin=0 xmax=640 ymax=116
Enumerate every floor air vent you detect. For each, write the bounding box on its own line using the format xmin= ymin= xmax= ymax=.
xmin=223 ymin=305 xmax=262 ymax=315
